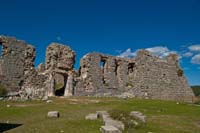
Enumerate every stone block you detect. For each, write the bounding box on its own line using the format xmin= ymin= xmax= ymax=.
xmin=46 ymin=100 xmax=53 ymax=103
xmin=42 ymin=96 xmax=48 ymax=101
xmin=102 ymin=114 xmax=112 ymax=122
xmin=6 ymin=104 xmax=11 ymax=108
xmin=130 ymin=111 xmax=146 ymax=123
xmin=85 ymin=113 xmax=98 ymax=120
xmin=47 ymin=111 xmax=59 ymax=118
xmin=96 ymin=111 xmax=109 ymax=119
xmin=104 ymin=119 xmax=125 ymax=130
xmin=100 ymin=126 xmax=121 ymax=133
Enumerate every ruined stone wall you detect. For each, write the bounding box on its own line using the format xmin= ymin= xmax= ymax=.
xmin=76 ymin=51 xmax=195 ymax=102
xmin=0 ymin=36 xmax=47 ymax=99
xmin=45 ymin=43 xmax=75 ymax=71
xmin=0 ymin=36 xmax=31 ymax=93
xmin=75 ymin=53 xmax=104 ymax=95
xmin=130 ymin=50 xmax=194 ymax=102
xmin=45 ymin=43 xmax=75 ymax=97
xmin=76 ymin=52 xmax=132 ymax=96
xmin=0 ymin=35 xmax=195 ymax=102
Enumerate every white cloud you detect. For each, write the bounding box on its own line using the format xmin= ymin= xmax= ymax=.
xmin=182 ymin=52 xmax=193 ymax=57
xmin=188 ymin=45 xmax=200 ymax=52
xmin=118 ymin=48 xmax=137 ymax=58
xmin=118 ymin=46 xmax=178 ymax=59
xmin=191 ymin=54 xmax=200 ymax=64
xmin=145 ymin=46 xmax=177 ymax=58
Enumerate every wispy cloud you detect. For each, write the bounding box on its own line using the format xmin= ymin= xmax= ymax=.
xmin=118 ymin=48 xmax=137 ymax=58
xmin=118 ymin=46 xmax=177 ymax=59
xmin=145 ymin=46 xmax=177 ymax=58
xmin=191 ymin=54 xmax=200 ymax=64
xmin=118 ymin=44 xmax=200 ymax=68
xmin=181 ymin=44 xmax=200 ymax=65
xmin=182 ymin=52 xmax=193 ymax=57
xmin=188 ymin=45 xmax=200 ymax=52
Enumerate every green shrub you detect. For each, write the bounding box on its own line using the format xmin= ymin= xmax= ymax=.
xmin=0 ymin=84 xmax=7 ymax=97
xmin=108 ymin=109 xmax=143 ymax=130
xmin=191 ymin=86 xmax=200 ymax=96
xmin=55 ymin=83 xmax=63 ymax=90
xmin=126 ymin=82 xmax=134 ymax=88
xmin=177 ymin=69 xmax=184 ymax=77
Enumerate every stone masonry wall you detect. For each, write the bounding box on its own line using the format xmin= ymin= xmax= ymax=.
xmin=0 ymin=36 xmax=47 ymax=99
xmin=0 ymin=36 xmax=195 ymax=102
xmin=76 ymin=51 xmax=195 ymax=102
xmin=0 ymin=36 xmax=31 ymax=93
xmin=45 ymin=43 xmax=75 ymax=97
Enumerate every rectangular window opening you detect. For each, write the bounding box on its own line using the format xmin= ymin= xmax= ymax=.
xmin=128 ymin=63 xmax=135 ymax=74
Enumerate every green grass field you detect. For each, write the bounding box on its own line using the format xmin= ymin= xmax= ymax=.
xmin=0 ymin=97 xmax=200 ymax=133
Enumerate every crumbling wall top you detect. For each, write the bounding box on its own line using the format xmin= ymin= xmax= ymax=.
xmin=45 ymin=43 xmax=75 ymax=71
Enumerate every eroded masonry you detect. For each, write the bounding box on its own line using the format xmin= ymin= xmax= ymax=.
xmin=0 ymin=36 xmax=195 ymax=102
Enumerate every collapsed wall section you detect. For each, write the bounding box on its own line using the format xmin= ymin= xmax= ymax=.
xmin=75 ymin=53 xmax=104 ymax=95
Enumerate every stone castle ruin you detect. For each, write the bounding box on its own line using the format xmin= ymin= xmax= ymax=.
xmin=0 ymin=36 xmax=195 ymax=102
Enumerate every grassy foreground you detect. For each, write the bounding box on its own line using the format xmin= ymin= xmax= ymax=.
xmin=0 ymin=97 xmax=200 ymax=133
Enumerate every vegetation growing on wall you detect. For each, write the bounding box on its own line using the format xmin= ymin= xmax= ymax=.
xmin=177 ymin=69 xmax=184 ymax=77
xmin=0 ymin=84 xmax=7 ymax=97
xmin=191 ymin=86 xmax=200 ymax=96
xmin=55 ymin=83 xmax=63 ymax=90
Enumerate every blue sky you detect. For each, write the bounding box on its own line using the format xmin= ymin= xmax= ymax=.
xmin=0 ymin=0 xmax=200 ymax=85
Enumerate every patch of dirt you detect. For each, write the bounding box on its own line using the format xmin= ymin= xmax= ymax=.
xmin=13 ymin=104 xmax=42 ymax=107
xmin=194 ymin=121 xmax=200 ymax=128
xmin=67 ymin=98 xmax=100 ymax=104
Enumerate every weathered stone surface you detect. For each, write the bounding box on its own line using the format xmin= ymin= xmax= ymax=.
xmin=96 ymin=111 xmax=109 ymax=119
xmin=6 ymin=104 xmax=11 ymax=108
xmin=47 ymin=111 xmax=59 ymax=118
xmin=0 ymin=36 xmax=32 ymax=93
xmin=102 ymin=114 xmax=113 ymax=122
xmin=42 ymin=96 xmax=48 ymax=101
xmin=75 ymin=51 xmax=195 ymax=102
xmin=0 ymin=35 xmax=195 ymax=102
xmin=85 ymin=113 xmax=98 ymax=120
xmin=104 ymin=119 xmax=125 ymax=130
xmin=45 ymin=43 xmax=75 ymax=71
xmin=130 ymin=111 xmax=146 ymax=123
xmin=0 ymin=36 xmax=47 ymax=100
xmin=117 ymin=92 xmax=135 ymax=99
xmin=64 ymin=71 xmax=74 ymax=96
xmin=45 ymin=43 xmax=75 ymax=97
xmin=46 ymin=100 xmax=53 ymax=103
xmin=36 ymin=63 xmax=45 ymax=73
xmin=100 ymin=126 xmax=122 ymax=133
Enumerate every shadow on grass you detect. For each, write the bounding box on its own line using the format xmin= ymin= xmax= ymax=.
xmin=0 ymin=123 xmax=22 ymax=132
